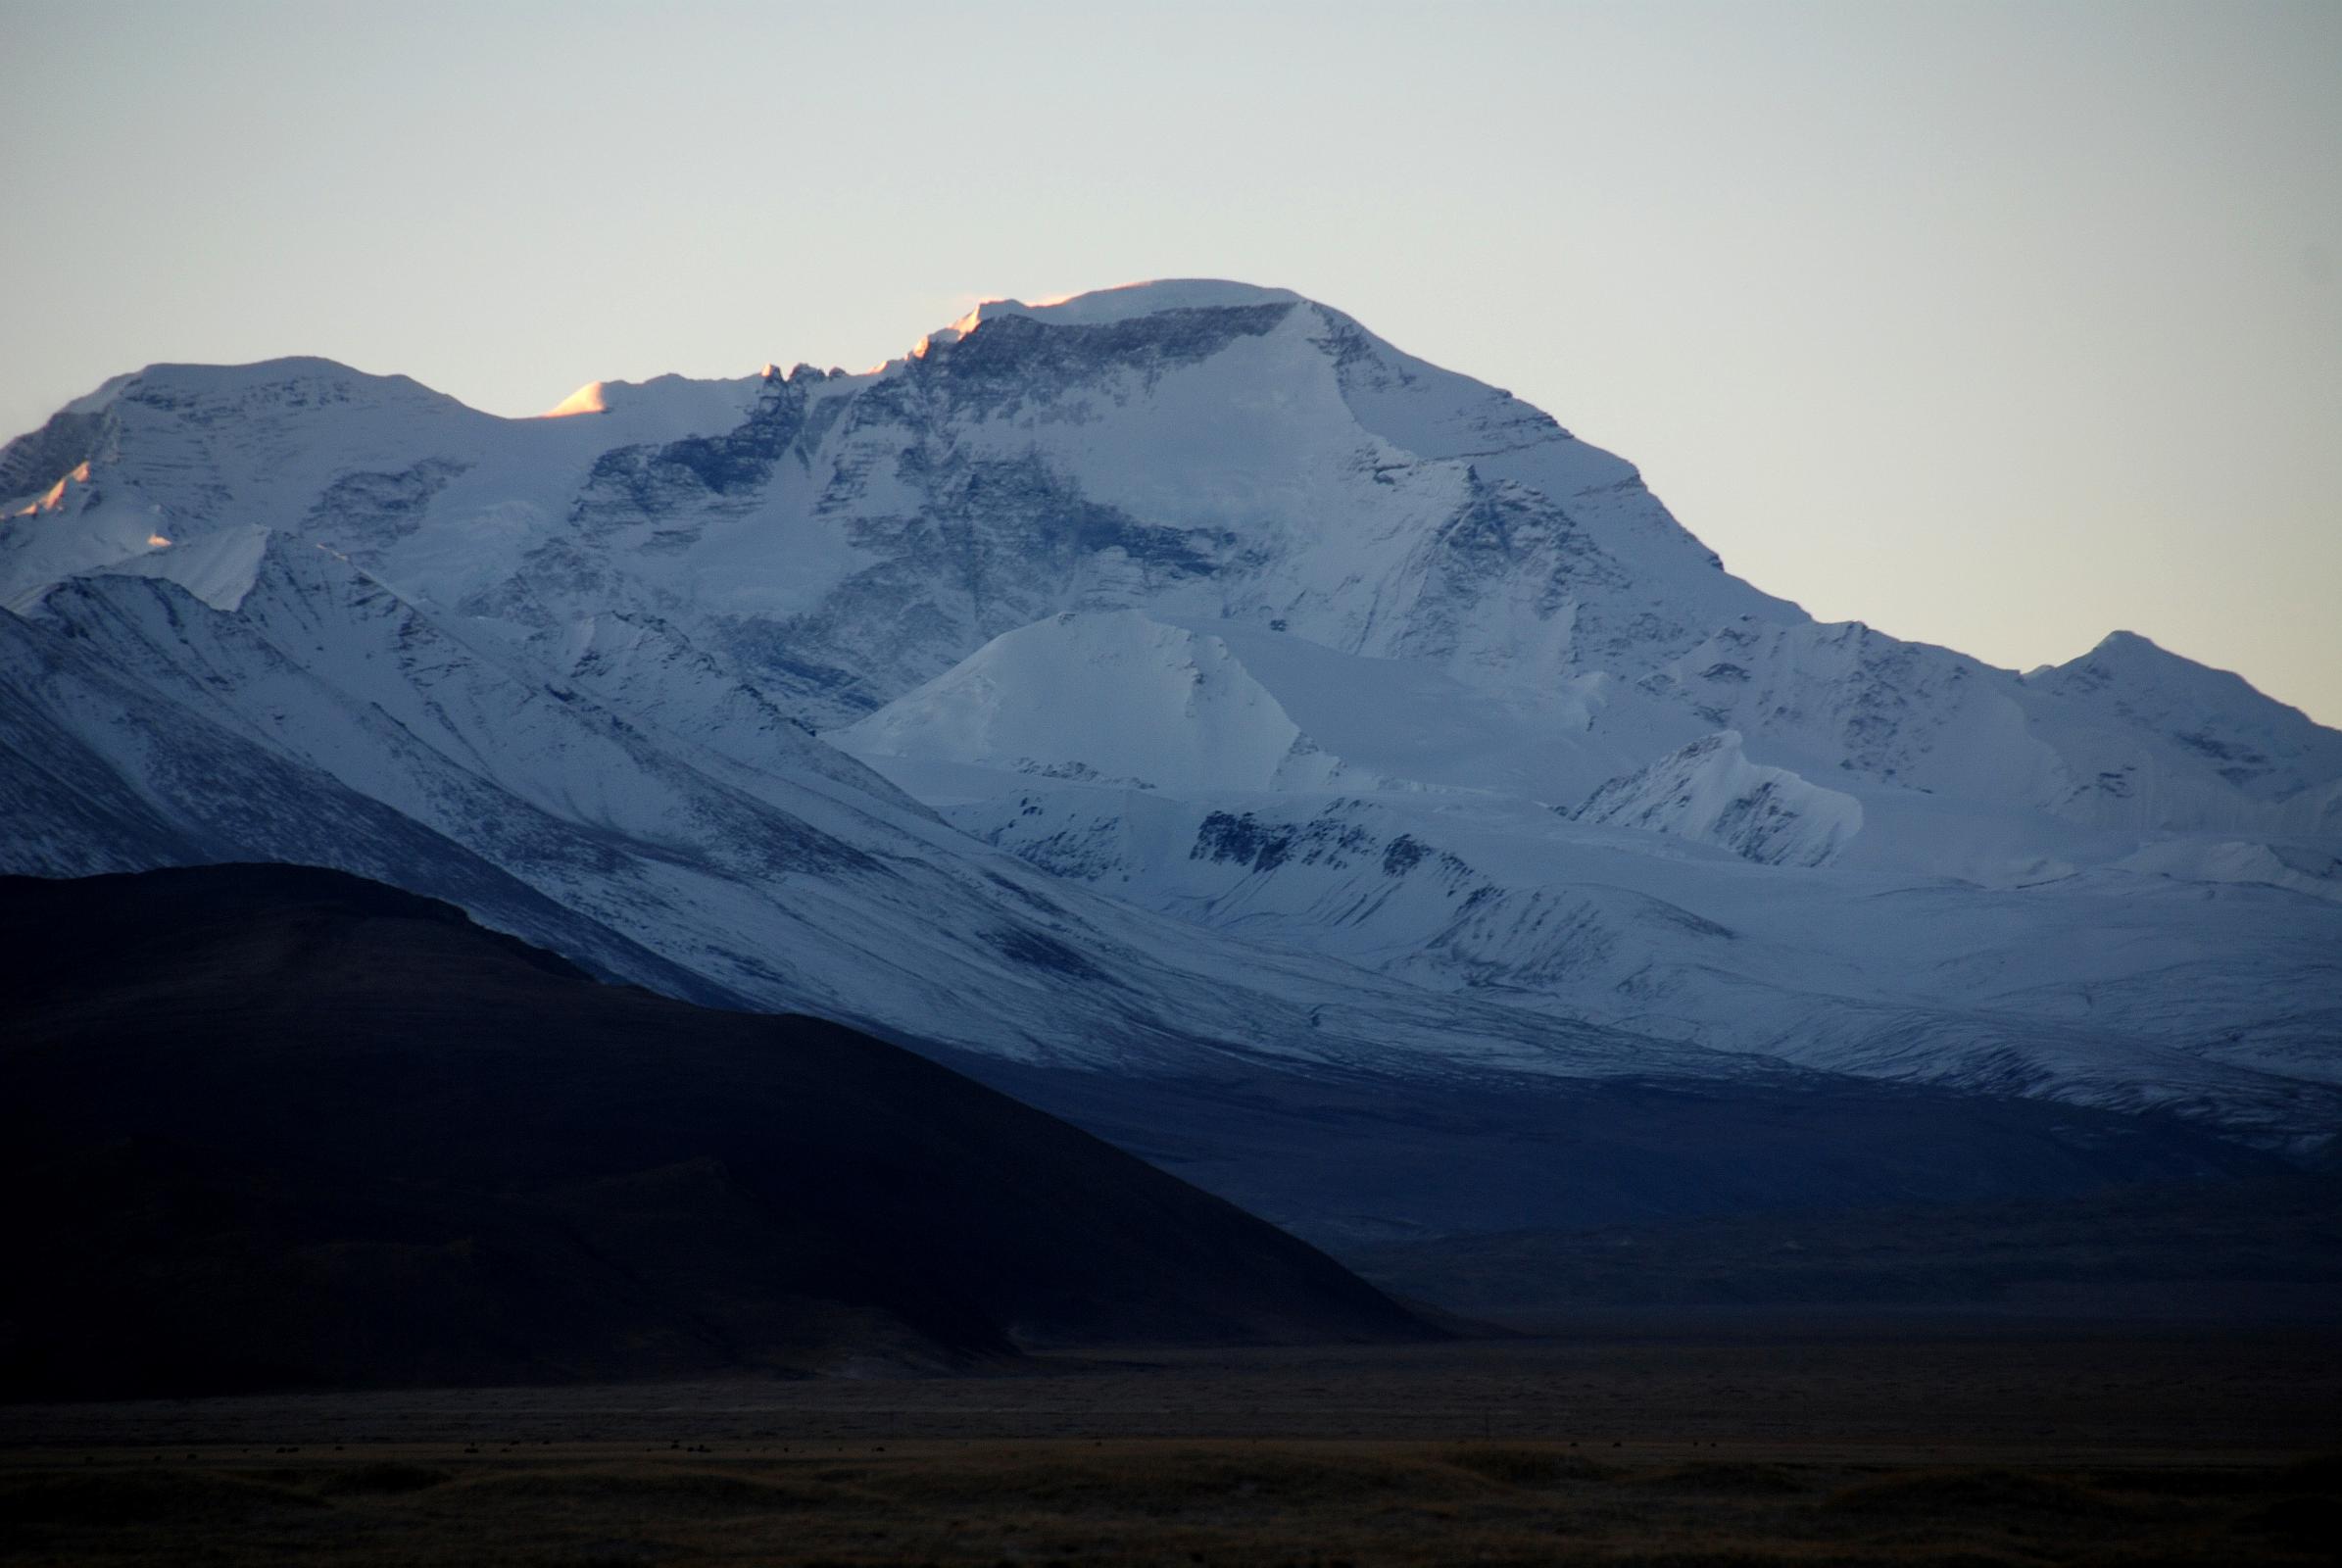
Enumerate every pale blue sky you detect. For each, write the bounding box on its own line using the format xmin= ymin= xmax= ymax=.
xmin=4 ymin=0 xmax=2337 ymax=721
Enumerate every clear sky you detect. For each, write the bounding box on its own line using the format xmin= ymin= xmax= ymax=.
xmin=4 ymin=0 xmax=2337 ymax=722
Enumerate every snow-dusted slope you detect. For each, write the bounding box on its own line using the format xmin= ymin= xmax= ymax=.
xmin=3 ymin=278 xmax=2337 ymax=1148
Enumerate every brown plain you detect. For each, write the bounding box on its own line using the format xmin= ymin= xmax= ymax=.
xmin=5 ymin=1322 xmax=2337 ymax=1566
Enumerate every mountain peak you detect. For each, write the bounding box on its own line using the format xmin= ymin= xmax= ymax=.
xmin=2089 ymin=628 xmax=2166 ymax=659
xmin=2030 ymin=626 xmax=2342 ymax=800
xmin=901 ymin=282 xmax=1311 ymax=360
xmin=965 ymin=279 xmax=1306 ymax=330
xmin=541 ymin=380 xmax=611 ymax=417
xmin=900 ymin=280 xmax=1308 ymax=365
xmin=2058 ymin=627 xmax=2256 ymax=693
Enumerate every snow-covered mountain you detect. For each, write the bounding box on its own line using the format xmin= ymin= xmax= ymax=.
xmin=4 ymin=279 xmax=2336 ymax=1200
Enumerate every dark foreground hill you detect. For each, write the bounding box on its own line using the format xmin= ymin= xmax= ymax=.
xmin=0 ymin=864 xmax=1433 ymax=1399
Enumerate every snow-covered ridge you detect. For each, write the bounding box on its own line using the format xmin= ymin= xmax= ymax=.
xmin=537 ymin=371 xmax=767 ymax=433
xmin=960 ymin=278 xmax=1307 ymax=330
xmin=1571 ymin=730 xmax=1863 ymax=868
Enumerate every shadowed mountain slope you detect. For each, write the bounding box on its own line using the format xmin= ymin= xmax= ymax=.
xmin=0 ymin=864 xmax=1433 ymax=1399
xmin=1345 ymin=1172 xmax=2342 ymax=1320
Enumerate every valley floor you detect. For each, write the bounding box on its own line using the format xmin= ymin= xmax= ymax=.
xmin=4 ymin=1322 xmax=2337 ymax=1565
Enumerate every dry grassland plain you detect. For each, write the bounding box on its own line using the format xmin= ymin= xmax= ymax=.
xmin=4 ymin=1323 xmax=2339 ymax=1566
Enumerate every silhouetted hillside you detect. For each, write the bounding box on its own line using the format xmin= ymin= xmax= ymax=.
xmin=0 ymin=864 xmax=1432 ymax=1398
